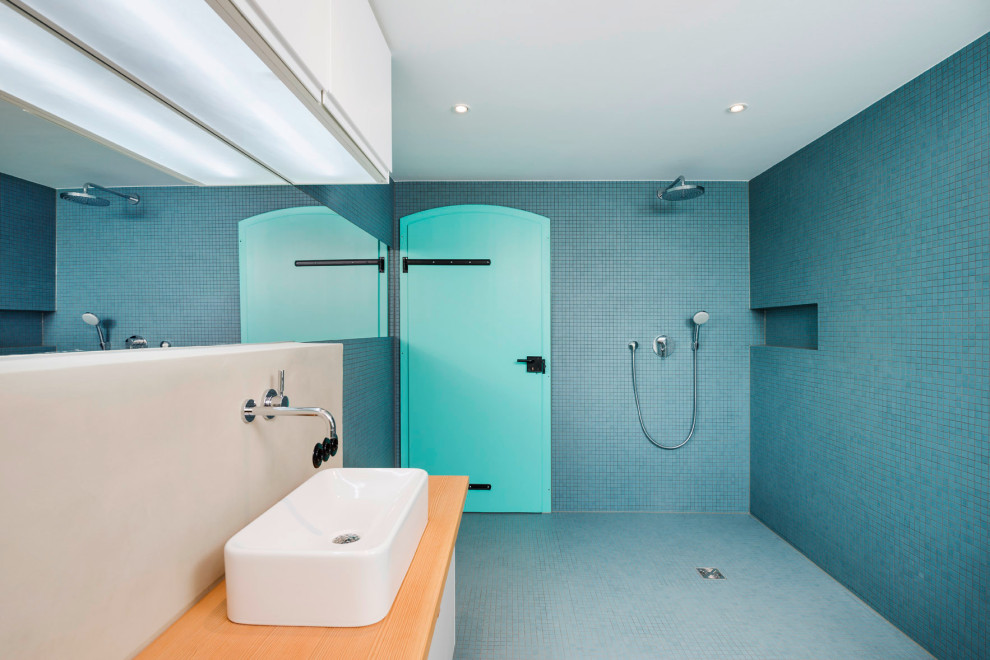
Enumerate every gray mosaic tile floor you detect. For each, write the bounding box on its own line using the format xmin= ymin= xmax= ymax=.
xmin=453 ymin=513 xmax=931 ymax=659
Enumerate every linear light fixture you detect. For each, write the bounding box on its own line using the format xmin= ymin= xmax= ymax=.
xmin=8 ymin=0 xmax=378 ymax=185
xmin=0 ymin=2 xmax=279 ymax=185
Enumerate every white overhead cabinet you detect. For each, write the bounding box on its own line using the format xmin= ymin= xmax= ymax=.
xmin=219 ymin=0 xmax=393 ymax=181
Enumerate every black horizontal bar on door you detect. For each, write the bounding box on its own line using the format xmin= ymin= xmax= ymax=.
xmin=402 ymin=258 xmax=491 ymax=273
xmin=294 ymin=258 xmax=385 ymax=273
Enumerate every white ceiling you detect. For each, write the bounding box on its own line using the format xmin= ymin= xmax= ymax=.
xmin=0 ymin=98 xmax=186 ymax=189
xmin=373 ymin=0 xmax=990 ymax=181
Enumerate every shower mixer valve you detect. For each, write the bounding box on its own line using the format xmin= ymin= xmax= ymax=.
xmin=653 ymin=335 xmax=669 ymax=358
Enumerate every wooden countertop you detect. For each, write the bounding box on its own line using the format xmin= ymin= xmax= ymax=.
xmin=137 ymin=475 xmax=468 ymax=660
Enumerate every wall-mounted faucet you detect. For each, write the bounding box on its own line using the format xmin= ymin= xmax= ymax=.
xmin=242 ymin=370 xmax=339 ymax=468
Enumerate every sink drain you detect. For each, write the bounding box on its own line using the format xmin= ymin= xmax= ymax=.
xmin=333 ymin=532 xmax=361 ymax=545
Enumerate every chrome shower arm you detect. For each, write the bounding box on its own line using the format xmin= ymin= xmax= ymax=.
xmin=83 ymin=183 xmax=140 ymax=205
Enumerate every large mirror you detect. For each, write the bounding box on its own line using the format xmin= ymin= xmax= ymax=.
xmin=0 ymin=92 xmax=391 ymax=354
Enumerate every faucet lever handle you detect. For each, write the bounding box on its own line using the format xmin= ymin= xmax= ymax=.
xmin=262 ymin=370 xmax=288 ymax=416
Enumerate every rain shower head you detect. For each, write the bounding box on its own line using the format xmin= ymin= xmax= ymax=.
xmin=60 ymin=191 xmax=110 ymax=206
xmin=60 ymin=183 xmax=140 ymax=207
xmin=658 ymin=176 xmax=705 ymax=201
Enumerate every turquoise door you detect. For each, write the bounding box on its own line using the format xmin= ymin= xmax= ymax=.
xmin=401 ymin=205 xmax=550 ymax=512
xmin=239 ymin=207 xmax=387 ymax=342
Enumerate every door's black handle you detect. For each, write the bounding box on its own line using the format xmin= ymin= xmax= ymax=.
xmin=516 ymin=356 xmax=546 ymax=374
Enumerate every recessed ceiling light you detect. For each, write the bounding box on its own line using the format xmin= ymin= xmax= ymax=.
xmin=452 ymin=103 xmax=470 ymax=114
xmin=727 ymin=103 xmax=748 ymax=114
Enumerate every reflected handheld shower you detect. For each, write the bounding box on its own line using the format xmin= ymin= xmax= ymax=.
xmin=82 ymin=312 xmax=108 ymax=350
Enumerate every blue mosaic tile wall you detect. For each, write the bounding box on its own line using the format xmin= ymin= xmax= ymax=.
xmin=0 ymin=310 xmax=49 ymax=353
xmin=48 ymin=183 xmax=396 ymax=469
xmin=0 ymin=172 xmax=55 ymax=312
xmin=48 ymin=185 xmax=317 ymax=350
xmin=761 ymin=304 xmax=818 ymax=349
xmin=749 ymin=33 xmax=989 ymax=660
xmin=334 ymin=336 xmax=396 ymax=468
xmin=395 ymin=182 xmax=761 ymax=511
xmin=296 ymin=183 xmax=394 ymax=246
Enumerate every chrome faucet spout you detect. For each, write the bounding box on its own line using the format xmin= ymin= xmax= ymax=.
xmin=261 ymin=405 xmax=338 ymax=441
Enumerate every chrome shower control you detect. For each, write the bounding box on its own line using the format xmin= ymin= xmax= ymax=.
xmin=263 ymin=370 xmax=289 ymax=416
xmin=653 ymin=335 xmax=669 ymax=358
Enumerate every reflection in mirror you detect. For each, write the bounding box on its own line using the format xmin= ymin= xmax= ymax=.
xmin=0 ymin=96 xmax=391 ymax=355
xmin=240 ymin=207 xmax=387 ymax=342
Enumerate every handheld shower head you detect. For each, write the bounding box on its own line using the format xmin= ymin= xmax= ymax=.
xmin=658 ymin=176 xmax=705 ymax=202
xmin=82 ymin=312 xmax=108 ymax=350
xmin=691 ymin=310 xmax=709 ymax=350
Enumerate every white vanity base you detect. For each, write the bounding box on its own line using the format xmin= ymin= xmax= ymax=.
xmin=429 ymin=550 xmax=456 ymax=660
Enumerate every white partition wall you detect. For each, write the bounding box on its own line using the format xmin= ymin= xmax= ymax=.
xmin=0 ymin=343 xmax=343 ymax=659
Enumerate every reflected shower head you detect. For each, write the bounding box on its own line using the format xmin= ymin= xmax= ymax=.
xmin=60 ymin=183 xmax=140 ymax=207
xmin=658 ymin=176 xmax=705 ymax=202
xmin=60 ymin=191 xmax=110 ymax=206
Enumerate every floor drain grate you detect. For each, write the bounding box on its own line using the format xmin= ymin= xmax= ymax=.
xmin=696 ymin=567 xmax=725 ymax=579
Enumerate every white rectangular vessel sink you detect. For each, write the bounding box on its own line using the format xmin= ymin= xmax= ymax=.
xmin=225 ymin=468 xmax=428 ymax=627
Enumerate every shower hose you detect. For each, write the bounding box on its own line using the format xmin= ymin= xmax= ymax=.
xmin=629 ymin=339 xmax=699 ymax=450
